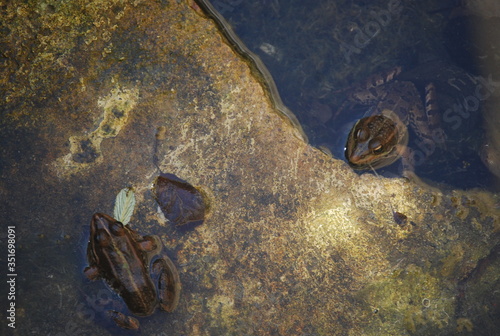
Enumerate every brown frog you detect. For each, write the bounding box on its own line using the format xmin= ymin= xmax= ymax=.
xmin=84 ymin=213 xmax=181 ymax=330
xmin=341 ymin=66 xmax=443 ymax=174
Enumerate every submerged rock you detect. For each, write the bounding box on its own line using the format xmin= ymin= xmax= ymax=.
xmin=1 ymin=0 xmax=499 ymax=335
xmin=154 ymin=174 xmax=207 ymax=227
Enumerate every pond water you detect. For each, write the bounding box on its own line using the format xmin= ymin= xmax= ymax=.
xmin=205 ymin=0 xmax=500 ymax=190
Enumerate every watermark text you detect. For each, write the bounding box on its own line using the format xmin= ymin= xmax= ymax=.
xmin=6 ymin=226 xmax=16 ymax=329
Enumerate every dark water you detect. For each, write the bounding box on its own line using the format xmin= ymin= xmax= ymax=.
xmin=208 ymin=0 xmax=500 ymax=190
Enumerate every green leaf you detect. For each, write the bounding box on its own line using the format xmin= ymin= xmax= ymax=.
xmin=113 ymin=187 xmax=136 ymax=225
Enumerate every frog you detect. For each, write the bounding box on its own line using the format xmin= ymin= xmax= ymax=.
xmin=338 ymin=60 xmax=496 ymax=189
xmin=340 ymin=66 xmax=445 ymax=175
xmin=84 ymin=213 xmax=181 ymax=330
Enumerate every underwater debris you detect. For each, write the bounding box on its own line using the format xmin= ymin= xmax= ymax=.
xmin=393 ymin=211 xmax=408 ymax=226
xmin=153 ymin=173 xmax=207 ymax=226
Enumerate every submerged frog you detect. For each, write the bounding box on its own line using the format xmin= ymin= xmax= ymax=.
xmin=339 ymin=61 xmax=494 ymax=188
xmin=84 ymin=213 xmax=181 ymax=330
xmin=341 ymin=66 xmax=444 ymax=174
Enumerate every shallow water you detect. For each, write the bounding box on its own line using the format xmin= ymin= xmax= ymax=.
xmin=210 ymin=0 xmax=500 ymax=190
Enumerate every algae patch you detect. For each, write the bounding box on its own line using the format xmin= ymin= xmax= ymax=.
xmin=52 ymin=85 xmax=139 ymax=177
xmin=359 ymin=263 xmax=455 ymax=334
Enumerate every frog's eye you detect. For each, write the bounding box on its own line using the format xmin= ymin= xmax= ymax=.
xmin=369 ymin=140 xmax=383 ymax=153
xmin=111 ymin=222 xmax=126 ymax=236
xmin=355 ymin=128 xmax=369 ymax=142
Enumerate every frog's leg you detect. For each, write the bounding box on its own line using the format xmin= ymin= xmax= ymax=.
xmin=83 ymin=266 xmax=100 ymax=280
xmin=424 ymin=83 xmax=440 ymax=128
xmin=140 ymin=235 xmax=162 ymax=253
xmin=108 ymin=310 xmax=140 ymax=330
xmin=400 ymin=145 xmax=416 ymax=179
xmin=337 ymin=66 xmax=402 ymax=98
xmin=406 ymin=87 xmax=440 ymax=161
xmin=410 ymin=82 xmax=448 ymax=148
xmin=400 ymin=145 xmax=427 ymax=184
xmin=331 ymin=84 xmax=388 ymax=125
xmin=332 ymin=67 xmax=402 ymax=122
xmin=152 ymin=256 xmax=181 ymax=313
xmin=424 ymin=83 xmax=446 ymax=149
xmin=349 ymin=66 xmax=402 ymax=101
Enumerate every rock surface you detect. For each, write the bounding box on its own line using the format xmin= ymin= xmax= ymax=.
xmin=1 ymin=0 xmax=499 ymax=335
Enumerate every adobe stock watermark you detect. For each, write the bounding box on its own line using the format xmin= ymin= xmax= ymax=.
xmin=48 ymin=285 xmax=121 ymax=336
xmin=49 ymin=277 xmax=172 ymax=335
xmin=212 ymin=0 xmax=243 ymax=15
xmin=340 ymin=0 xmax=403 ymax=64
xmin=47 ymin=262 xmax=130 ymax=336
xmin=6 ymin=226 xmax=17 ymax=329
xmin=405 ymin=74 xmax=500 ymax=168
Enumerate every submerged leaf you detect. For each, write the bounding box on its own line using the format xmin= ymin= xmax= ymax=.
xmin=154 ymin=174 xmax=206 ymax=226
xmin=113 ymin=187 xmax=136 ymax=225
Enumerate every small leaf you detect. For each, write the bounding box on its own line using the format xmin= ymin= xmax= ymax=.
xmin=113 ymin=187 xmax=136 ymax=225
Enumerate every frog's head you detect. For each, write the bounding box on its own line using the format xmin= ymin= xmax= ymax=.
xmin=90 ymin=213 xmax=125 ymax=241
xmin=345 ymin=114 xmax=404 ymax=170
xmin=88 ymin=213 xmax=128 ymax=264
